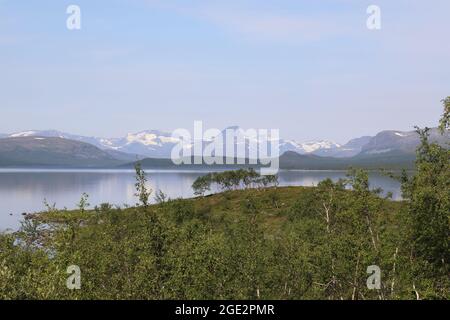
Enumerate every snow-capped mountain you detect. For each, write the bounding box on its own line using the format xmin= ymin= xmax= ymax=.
xmin=213 ymin=127 xmax=341 ymax=158
xmin=5 ymin=128 xmax=341 ymax=158
xmin=99 ymin=130 xmax=183 ymax=158
xmin=280 ymin=140 xmax=341 ymax=155
xmin=3 ymin=127 xmax=447 ymax=160
xmin=5 ymin=129 xmax=183 ymax=158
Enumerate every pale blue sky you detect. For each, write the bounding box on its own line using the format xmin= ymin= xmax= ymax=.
xmin=0 ymin=0 xmax=449 ymax=143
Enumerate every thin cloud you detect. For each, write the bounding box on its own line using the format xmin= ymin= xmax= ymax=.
xmin=197 ymin=9 xmax=350 ymax=42
xmin=142 ymin=0 xmax=354 ymax=43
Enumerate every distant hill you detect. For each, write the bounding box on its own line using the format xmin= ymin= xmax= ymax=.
xmin=119 ymin=156 xmax=265 ymax=170
xmin=279 ymin=150 xmax=416 ymax=170
xmin=103 ymin=149 xmax=145 ymax=162
xmin=119 ymin=150 xmax=416 ymax=171
xmin=359 ymin=128 xmax=449 ymax=155
xmin=0 ymin=137 xmax=125 ymax=168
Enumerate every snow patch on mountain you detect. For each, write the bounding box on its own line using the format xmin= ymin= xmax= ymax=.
xmin=394 ymin=132 xmax=409 ymax=137
xmin=10 ymin=131 xmax=39 ymax=137
xmin=299 ymin=140 xmax=341 ymax=153
xmin=126 ymin=132 xmax=160 ymax=146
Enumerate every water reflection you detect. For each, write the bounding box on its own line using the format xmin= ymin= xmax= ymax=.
xmin=0 ymin=169 xmax=401 ymax=230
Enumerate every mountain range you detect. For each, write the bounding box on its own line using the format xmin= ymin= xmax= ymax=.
xmin=5 ymin=127 xmax=448 ymax=158
xmin=0 ymin=127 xmax=448 ymax=169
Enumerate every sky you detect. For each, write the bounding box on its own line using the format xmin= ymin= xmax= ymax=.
xmin=0 ymin=0 xmax=449 ymax=144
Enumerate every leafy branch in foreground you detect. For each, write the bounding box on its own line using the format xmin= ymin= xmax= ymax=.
xmin=398 ymin=96 xmax=450 ymax=299
xmin=439 ymin=96 xmax=450 ymax=133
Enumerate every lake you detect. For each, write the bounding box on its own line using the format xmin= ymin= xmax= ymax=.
xmin=0 ymin=169 xmax=402 ymax=230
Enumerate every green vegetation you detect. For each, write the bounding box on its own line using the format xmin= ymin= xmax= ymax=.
xmin=192 ymin=169 xmax=278 ymax=196
xmin=0 ymin=99 xmax=448 ymax=300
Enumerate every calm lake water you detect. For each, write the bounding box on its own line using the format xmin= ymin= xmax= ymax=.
xmin=0 ymin=169 xmax=402 ymax=230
